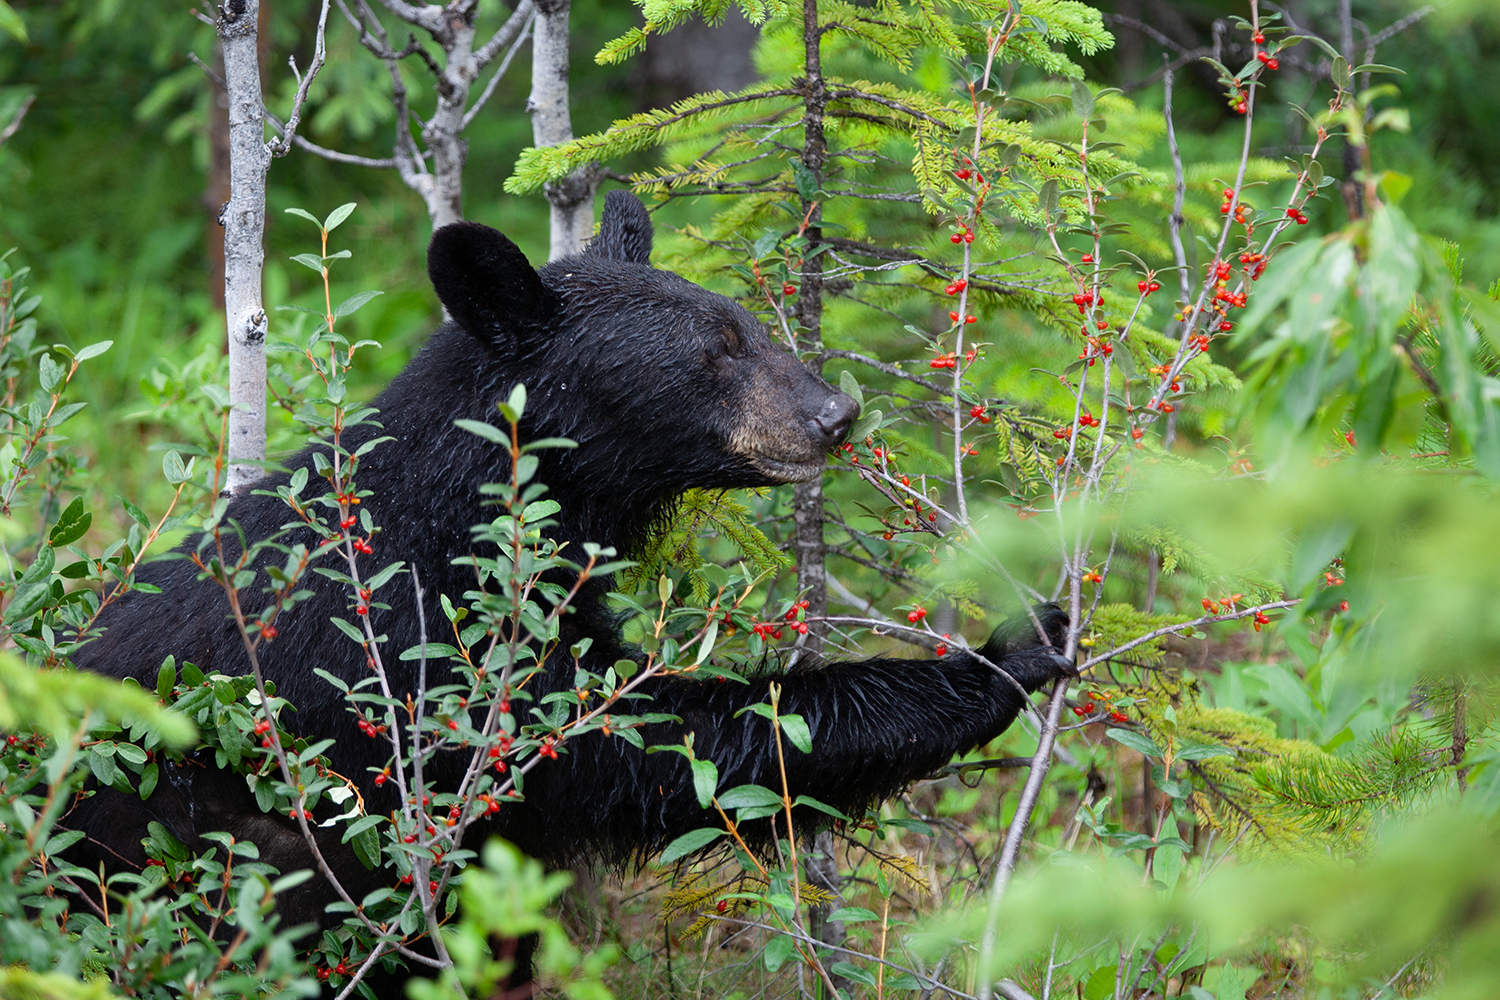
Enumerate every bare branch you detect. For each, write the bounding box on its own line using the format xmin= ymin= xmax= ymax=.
xmin=474 ymin=0 xmax=534 ymax=67
xmin=1163 ymin=63 xmax=1192 ymax=313
xmin=269 ymin=0 xmax=333 ymax=157
xmin=820 ymin=349 xmax=950 ymax=393
xmin=293 ymin=134 xmax=399 ymax=168
xmin=1368 ymin=5 xmax=1434 ymax=48
xmin=371 ymin=0 xmax=445 ymax=34
xmin=462 ymin=7 xmax=534 ymax=130
xmin=0 ymin=93 xmax=35 ymax=149
xmin=186 ymin=50 xmax=228 ymax=90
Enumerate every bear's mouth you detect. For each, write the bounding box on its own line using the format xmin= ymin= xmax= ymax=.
xmin=746 ymin=452 xmax=827 ymax=484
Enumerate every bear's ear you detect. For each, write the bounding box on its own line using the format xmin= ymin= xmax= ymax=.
xmin=590 ymin=190 xmax=654 ymax=264
xmin=427 ymin=222 xmax=560 ymax=348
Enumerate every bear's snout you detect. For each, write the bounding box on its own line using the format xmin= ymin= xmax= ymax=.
xmin=806 ymin=392 xmax=860 ymax=447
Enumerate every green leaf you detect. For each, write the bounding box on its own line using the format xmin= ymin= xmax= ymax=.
xmin=520 ymin=500 xmax=561 ymax=522
xmin=659 ymin=827 xmax=723 ymax=863
xmin=285 ymin=207 xmax=321 ymax=226
xmin=762 ymin=933 xmax=795 ymax=972
xmin=454 ymin=418 xmax=506 ymax=443
xmin=38 ymin=353 xmax=63 ymax=392
xmin=1106 ymin=727 xmax=1163 ymax=758
xmin=74 ymin=340 xmax=113 ymax=362
xmin=779 ymin=713 xmax=812 ymax=753
xmin=499 ymin=383 xmax=527 ymax=423
xmin=291 ymin=253 xmax=326 ymax=274
xmin=690 ymin=757 xmax=718 ymax=808
xmin=340 ymin=814 xmax=384 ymax=844
xmin=331 ymin=617 xmax=367 ymax=643
xmin=323 ymin=202 xmax=357 ymax=231
xmin=791 ymin=795 xmax=849 ymax=820
xmin=1070 ymin=79 xmax=1095 ymax=119
xmin=0 ymin=1 xmax=27 ymax=41
xmin=827 ymin=906 xmax=879 ymax=923
xmin=156 ymin=658 xmax=177 ymax=698
xmin=830 ymin=962 xmax=878 ymax=987
xmin=114 ymin=743 xmax=148 ymax=765
xmin=48 ymin=496 xmax=91 ymax=547
xmin=398 ymin=643 xmax=460 ymax=661
xmin=1175 ymin=743 xmax=1235 ymax=761
xmin=837 ymin=370 xmax=864 ymax=409
xmin=89 ymin=748 xmax=118 ymax=786
xmin=792 ymin=160 xmax=818 ymax=202
xmin=717 ymin=784 xmax=782 ymax=810
xmin=138 ymin=761 xmax=159 ymax=799
xmin=847 ymin=407 xmax=882 ymax=444
xmin=334 ymin=290 xmax=383 ymax=318
xmin=162 ymin=450 xmax=189 ymax=485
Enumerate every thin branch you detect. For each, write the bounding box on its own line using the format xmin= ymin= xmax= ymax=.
xmin=473 ymin=0 xmax=534 ymax=68
xmin=462 ymin=8 xmax=534 ymax=130
xmin=370 ymin=0 xmax=446 ymax=34
xmin=0 ymin=93 xmax=34 ymax=148
xmin=292 ymin=134 xmax=400 ymax=168
xmin=1078 ymin=600 xmax=1302 ymax=673
xmin=269 ymin=0 xmax=334 ymax=157
xmin=1367 ymin=5 xmax=1434 ymax=48
xmin=820 ymin=349 xmax=950 ymax=393
xmin=1163 ymin=63 xmax=1192 ymax=314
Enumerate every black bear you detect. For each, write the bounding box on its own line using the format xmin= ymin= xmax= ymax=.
xmin=67 ymin=191 xmax=1072 ymax=970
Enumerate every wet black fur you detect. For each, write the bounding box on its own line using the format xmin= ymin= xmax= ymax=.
xmin=65 ymin=191 xmax=1073 ymax=972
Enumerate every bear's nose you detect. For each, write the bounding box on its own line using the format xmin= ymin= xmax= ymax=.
xmin=808 ymin=393 xmax=861 ymax=448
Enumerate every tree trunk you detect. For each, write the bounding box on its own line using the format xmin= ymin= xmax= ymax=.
xmin=529 ymin=0 xmax=598 ymax=259
xmin=221 ymin=0 xmax=270 ymax=494
xmin=793 ymin=0 xmax=829 ymax=654
xmin=421 ymin=15 xmax=476 ymax=229
xmin=206 ymin=44 xmax=231 ymax=317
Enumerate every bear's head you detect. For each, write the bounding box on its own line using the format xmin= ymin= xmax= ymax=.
xmin=426 ymin=192 xmax=860 ymax=495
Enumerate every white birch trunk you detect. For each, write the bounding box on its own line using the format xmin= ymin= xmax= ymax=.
xmin=221 ymin=0 xmax=270 ymax=494
xmin=528 ymin=0 xmax=598 ymax=259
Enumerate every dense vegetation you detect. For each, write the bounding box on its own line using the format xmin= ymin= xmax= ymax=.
xmin=2 ymin=1 xmax=1499 ymax=998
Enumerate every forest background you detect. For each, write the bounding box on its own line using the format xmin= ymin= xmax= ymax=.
xmin=3 ymin=0 xmax=1500 ymax=999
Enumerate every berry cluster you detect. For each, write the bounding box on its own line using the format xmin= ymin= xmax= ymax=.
xmin=1070 ymin=291 xmax=1099 ymax=314
xmin=1285 ymin=206 xmax=1310 ymax=226
xmin=1072 ymin=689 xmax=1128 ymax=723
xmin=1219 ymin=188 xmax=1256 ymax=229
xmin=355 ymin=715 xmax=388 ymax=738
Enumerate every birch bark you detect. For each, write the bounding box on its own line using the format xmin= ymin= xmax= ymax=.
xmin=529 ymin=0 xmax=599 ymax=259
xmin=220 ymin=0 xmax=271 ymax=494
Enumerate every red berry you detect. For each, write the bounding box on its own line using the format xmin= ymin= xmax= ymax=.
xmin=950 ymin=233 xmax=963 ymax=244
xmin=1081 ymin=253 xmax=1094 ymax=264
xmin=782 ymin=284 xmax=796 ymax=296
xmin=1253 ymin=32 xmax=1265 ymax=43
xmin=970 ymin=405 xmax=985 ymax=418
